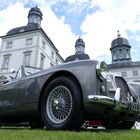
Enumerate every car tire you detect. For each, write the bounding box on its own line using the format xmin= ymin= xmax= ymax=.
xmin=103 ymin=120 xmax=135 ymax=130
xmin=41 ymin=76 xmax=84 ymax=130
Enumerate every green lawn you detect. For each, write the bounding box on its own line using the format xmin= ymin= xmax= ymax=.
xmin=0 ymin=127 xmax=140 ymax=140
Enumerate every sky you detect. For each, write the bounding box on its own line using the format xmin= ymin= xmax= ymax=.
xmin=0 ymin=0 xmax=140 ymax=64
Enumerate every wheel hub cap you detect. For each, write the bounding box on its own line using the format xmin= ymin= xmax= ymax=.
xmin=46 ymin=86 xmax=73 ymax=124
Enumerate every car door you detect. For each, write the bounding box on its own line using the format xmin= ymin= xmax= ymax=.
xmin=0 ymin=79 xmax=20 ymax=116
xmin=0 ymin=66 xmax=26 ymax=117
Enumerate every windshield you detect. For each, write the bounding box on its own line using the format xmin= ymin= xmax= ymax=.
xmin=24 ymin=67 xmax=41 ymax=76
xmin=15 ymin=66 xmax=42 ymax=79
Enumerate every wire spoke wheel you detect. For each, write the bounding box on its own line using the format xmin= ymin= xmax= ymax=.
xmin=46 ymin=86 xmax=73 ymax=124
xmin=41 ymin=76 xmax=84 ymax=130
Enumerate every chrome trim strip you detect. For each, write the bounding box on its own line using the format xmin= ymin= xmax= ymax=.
xmin=114 ymin=88 xmax=121 ymax=102
xmin=88 ymin=95 xmax=115 ymax=106
xmin=88 ymin=95 xmax=131 ymax=112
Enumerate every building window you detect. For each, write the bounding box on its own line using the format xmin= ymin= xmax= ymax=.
xmin=56 ymin=59 xmax=58 ymax=64
xmin=120 ymin=53 xmax=123 ymax=59
xmin=76 ymin=46 xmax=84 ymax=54
xmin=6 ymin=42 xmax=12 ymax=49
xmin=50 ymin=63 xmax=54 ymax=67
xmin=113 ymin=55 xmax=116 ymax=60
xmin=23 ymin=52 xmax=31 ymax=66
xmin=51 ymin=51 xmax=54 ymax=59
xmin=42 ymin=41 xmax=45 ymax=49
xmin=26 ymin=38 xmax=33 ymax=45
xmin=40 ymin=54 xmax=45 ymax=69
xmin=2 ymin=54 xmax=11 ymax=69
xmin=126 ymin=54 xmax=130 ymax=59
xmin=121 ymin=71 xmax=127 ymax=77
xmin=133 ymin=71 xmax=138 ymax=76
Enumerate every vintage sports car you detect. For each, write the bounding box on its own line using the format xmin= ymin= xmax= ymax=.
xmin=0 ymin=60 xmax=140 ymax=130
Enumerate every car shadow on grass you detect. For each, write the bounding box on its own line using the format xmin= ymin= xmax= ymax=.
xmin=0 ymin=126 xmax=134 ymax=133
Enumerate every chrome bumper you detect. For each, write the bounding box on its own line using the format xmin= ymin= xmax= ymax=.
xmin=88 ymin=95 xmax=140 ymax=113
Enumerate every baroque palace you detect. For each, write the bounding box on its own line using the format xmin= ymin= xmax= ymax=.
xmin=0 ymin=6 xmax=64 ymax=84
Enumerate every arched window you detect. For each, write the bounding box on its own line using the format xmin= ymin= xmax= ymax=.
xmin=126 ymin=53 xmax=130 ymax=59
xmin=113 ymin=55 xmax=116 ymax=60
xmin=120 ymin=53 xmax=122 ymax=59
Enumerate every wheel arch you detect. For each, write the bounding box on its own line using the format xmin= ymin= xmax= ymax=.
xmin=38 ymin=70 xmax=83 ymax=115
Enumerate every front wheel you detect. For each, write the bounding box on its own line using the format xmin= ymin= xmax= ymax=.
xmin=41 ymin=76 xmax=84 ymax=130
xmin=103 ymin=120 xmax=135 ymax=130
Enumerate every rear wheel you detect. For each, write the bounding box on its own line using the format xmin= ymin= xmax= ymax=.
xmin=103 ymin=120 xmax=135 ymax=130
xmin=41 ymin=76 xmax=84 ymax=130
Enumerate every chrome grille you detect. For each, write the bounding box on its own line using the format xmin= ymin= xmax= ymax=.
xmin=115 ymin=77 xmax=130 ymax=102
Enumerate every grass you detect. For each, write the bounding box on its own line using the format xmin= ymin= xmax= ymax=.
xmin=0 ymin=127 xmax=140 ymax=140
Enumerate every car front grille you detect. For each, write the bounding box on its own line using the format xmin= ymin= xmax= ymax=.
xmin=115 ymin=77 xmax=130 ymax=102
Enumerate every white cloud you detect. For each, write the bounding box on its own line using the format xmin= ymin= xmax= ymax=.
xmin=81 ymin=10 xmax=125 ymax=61
xmin=0 ymin=3 xmax=29 ymax=50
xmin=41 ymin=6 xmax=77 ymax=59
xmin=0 ymin=2 xmax=28 ymax=35
xmin=80 ymin=0 xmax=140 ymax=62
xmin=91 ymin=0 xmax=140 ymax=32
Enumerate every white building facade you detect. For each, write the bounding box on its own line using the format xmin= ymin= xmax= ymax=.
xmin=0 ymin=6 xmax=64 ymax=83
xmin=109 ymin=31 xmax=140 ymax=82
xmin=109 ymin=62 xmax=140 ymax=82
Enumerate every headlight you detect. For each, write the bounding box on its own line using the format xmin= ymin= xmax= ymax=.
xmin=96 ymin=61 xmax=108 ymax=80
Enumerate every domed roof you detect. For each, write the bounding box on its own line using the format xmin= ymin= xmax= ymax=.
xmin=65 ymin=53 xmax=90 ymax=62
xmin=6 ymin=23 xmax=39 ymax=35
xmin=65 ymin=37 xmax=90 ymax=62
xmin=28 ymin=6 xmax=43 ymax=19
xmin=75 ymin=37 xmax=85 ymax=47
xmin=6 ymin=6 xmax=43 ymax=36
xmin=111 ymin=31 xmax=130 ymax=48
xmin=111 ymin=37 xmax=130 ymax=47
